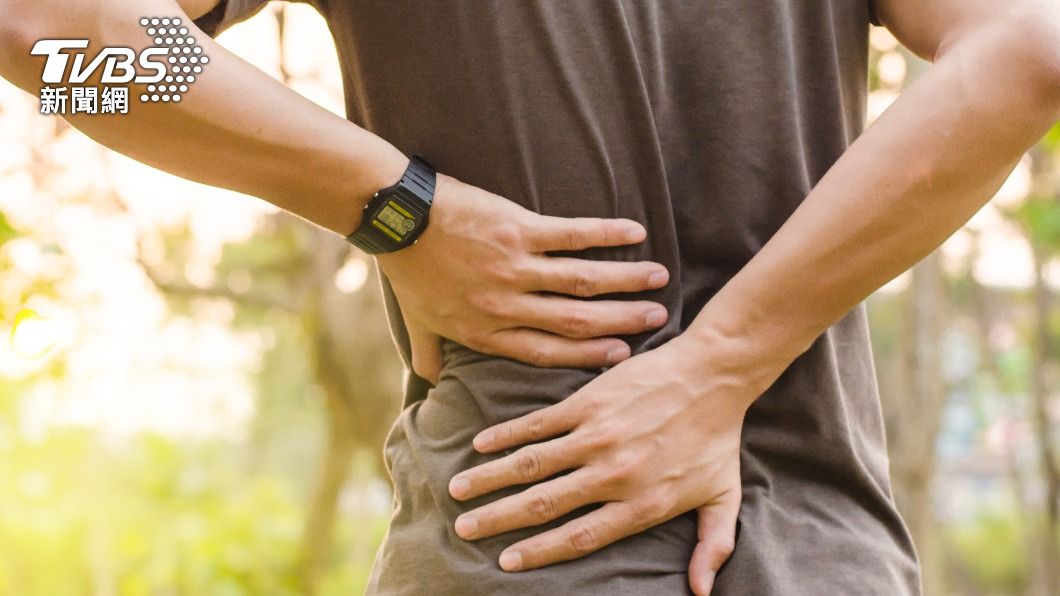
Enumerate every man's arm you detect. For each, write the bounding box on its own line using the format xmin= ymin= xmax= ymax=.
xmin=1 ymin=0 xmax=407 ymax=234
xmin=448 ymin=1 xmax=1059 ymax=593
xmin=0 ymin=0 xmax=672 ymax=378
xmin=684 ymin=0 xmax=1060 ymax=369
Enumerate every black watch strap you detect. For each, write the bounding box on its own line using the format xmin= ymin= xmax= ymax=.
xmin=400 ymin=155 xmax=436 ymax=205
xmin=347 ymin=155 xmax=436 ymax=254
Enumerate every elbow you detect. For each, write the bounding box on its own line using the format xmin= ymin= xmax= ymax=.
xmin=0 ymin=5 xmax=37 ymax=80
xmin=1006 ymin=11 xmax=1060 ymax=110
xmin=1042 ymin=35 xmax=1060 ymax=110
xmin=0 ymin=6 xmax=18 ymax=61
xmin=0 ymin=1 xmax=33 ymax=45
xmin=0 ymin=39 xmax=18 ymax=85
xmin=1028 ymin=23 xmax=1060 ymax=109
xmin=942 ymin=8 xmax=1060 ymax=113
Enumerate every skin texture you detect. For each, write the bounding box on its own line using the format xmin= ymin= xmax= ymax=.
xmin=377 ymin=174 xmax=670 ymax=382
xmin=0 ymin=0 xmax=671 ymax=379
xmin=448 ymin=1 xmax=1060 ymax=593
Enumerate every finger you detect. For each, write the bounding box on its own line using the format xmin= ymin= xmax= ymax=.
xmin=514 ymin=296 xmax=668 ymax=339
xmin=689 ymin=492 xmax=741 ymax=595
xmin=529 ymin=257 xmax=669 ymax=297
xmin=451 ymin=434 xmax=582 ymax=500
xmin=496 ymin=500 xmax=649 ymax=572
xmin=525 ymin=216 xmax=646 ymax=253
xmin=486 ymin=328 xmax=632 ymax=370
xmin=406 ymin=318 xmax=442 ymax=384
xmin=453 ymin=469 xmax=597 ymax=540
xmin=472 ymin=396 xmax=582 ymax=454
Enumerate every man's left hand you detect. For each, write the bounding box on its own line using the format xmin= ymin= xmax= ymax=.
xmin=447 ymin=332 xmax=766 ymax=594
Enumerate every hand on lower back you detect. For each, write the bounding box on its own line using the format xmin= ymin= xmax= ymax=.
xmin=444 ymin=334 xmax=750 ymax=590
xmin=376 ymin=174 xmax=670 ymax=382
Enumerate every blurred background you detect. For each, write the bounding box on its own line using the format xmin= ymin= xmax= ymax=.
xmin=0 ymin=4 xmax=1056 ymax=595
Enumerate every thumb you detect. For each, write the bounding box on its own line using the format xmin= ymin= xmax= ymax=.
xmin=406 ymin=317 xmax=442 ymax=385
xmin=688 ymin=490 xmax=741 ymax=595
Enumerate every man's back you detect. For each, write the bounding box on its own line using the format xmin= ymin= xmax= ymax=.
xmin=203 ymin=1 xmax=919 ymax=593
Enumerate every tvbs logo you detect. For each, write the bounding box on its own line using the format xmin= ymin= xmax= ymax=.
xmin=31 ymin=17 xmax=209 ymax=115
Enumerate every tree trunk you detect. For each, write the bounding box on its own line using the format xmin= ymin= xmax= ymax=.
xmin=1024 ymin=145 xmax=1060 ymax=596
xmin=885 ymin=252 xmax=948 ymax=596
xmin=1029 ymin=243 xmax=1060 ymax=596
xmin=874 ymin=52 xmax=951 ymax=596
xmin=271 ymin=7 xmax=402 ymax=591
xmin=297 ymin=391 xmax=359 ymax=594
xmin=295 ymin=228 xmax=402 ymax=593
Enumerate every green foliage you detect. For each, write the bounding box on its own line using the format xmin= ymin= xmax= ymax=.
xmin=945 ymin=512 xmax=1030 ymax=594
xmin=995 ymin=341 xmax=1032 ymax=396
xmin=0 ymin=424 xmax=384 ymax=596
xmin=1041 ymin=123 xmax=1060 ymax=153
xmin=248 ymin=315 xmax=327 ymax=492
xmin=0 ymin=211 xmax=17 ymax=248
xmin=1012 ymin=195 xmax=1060 ymax=254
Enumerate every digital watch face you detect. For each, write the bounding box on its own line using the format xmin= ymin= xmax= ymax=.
xmin=370 ymin=199 xmax=418 ymax=241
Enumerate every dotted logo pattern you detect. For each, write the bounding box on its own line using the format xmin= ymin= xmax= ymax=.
xmin=137 ymin=17 xmax=209 ymax=103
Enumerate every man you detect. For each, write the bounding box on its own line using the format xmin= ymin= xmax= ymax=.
xmin=2 ymin=0 xmax=1057 ymax=594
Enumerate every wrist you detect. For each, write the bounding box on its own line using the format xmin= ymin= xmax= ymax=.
xmin=362 ymin=138 xmax=412 ymax=190
xmin=283 ymin=126 xmax=409 ymax=237
xmin=342 ymin=140 xmax=410 ymax=234
xmin=671 ymin=321 xmax=790 ymax=410
xmin=375 ymin=173 xmax=456 ymax=272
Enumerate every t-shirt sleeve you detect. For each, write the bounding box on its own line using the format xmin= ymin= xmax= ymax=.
xmin=194 ymin=0 xmax=272 ymax=37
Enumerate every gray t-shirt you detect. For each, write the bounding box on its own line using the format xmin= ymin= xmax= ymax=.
xmin=201 ymin=2 xmax=920 ymax=594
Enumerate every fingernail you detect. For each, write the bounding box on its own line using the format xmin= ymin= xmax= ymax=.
xmin=449 ymin=476 xmax=471 ymax=499
xmin=624 ymin=226 xmax=645 ymax=243
xmin=645 ymin=308 xmax=667 ymax=327
xmin=648 ymin=270 xmax=668 ymax=287
xmin=606 ymin=344 xmax=631 ymax=364
xmin=454 ymin=514 xmax=478 ymax=538
xmin=499 ymin=550 xmax=523 ymax=572
xmin=473 ymin=432 xmax=493 ymax=452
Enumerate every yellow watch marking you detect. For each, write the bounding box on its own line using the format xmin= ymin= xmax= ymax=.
xmin=388 ymin=200 xmax=414 ymax=219
xmin=372 ymin=219 xmax=403 ymax=241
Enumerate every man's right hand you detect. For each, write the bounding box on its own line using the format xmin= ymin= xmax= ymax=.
xmin=377 ymin=174 xmax=670 ymax=383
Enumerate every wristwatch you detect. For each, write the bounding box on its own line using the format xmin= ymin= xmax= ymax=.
xmin=347 ymin=155 xmax=436 ymax=254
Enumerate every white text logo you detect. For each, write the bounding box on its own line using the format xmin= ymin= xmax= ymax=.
xmin=32 ymin=17 xmax=209 ymax=115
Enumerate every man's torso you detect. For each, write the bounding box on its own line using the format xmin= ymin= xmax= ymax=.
xmin=204 ymin=2 xmax=921 ymax=593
